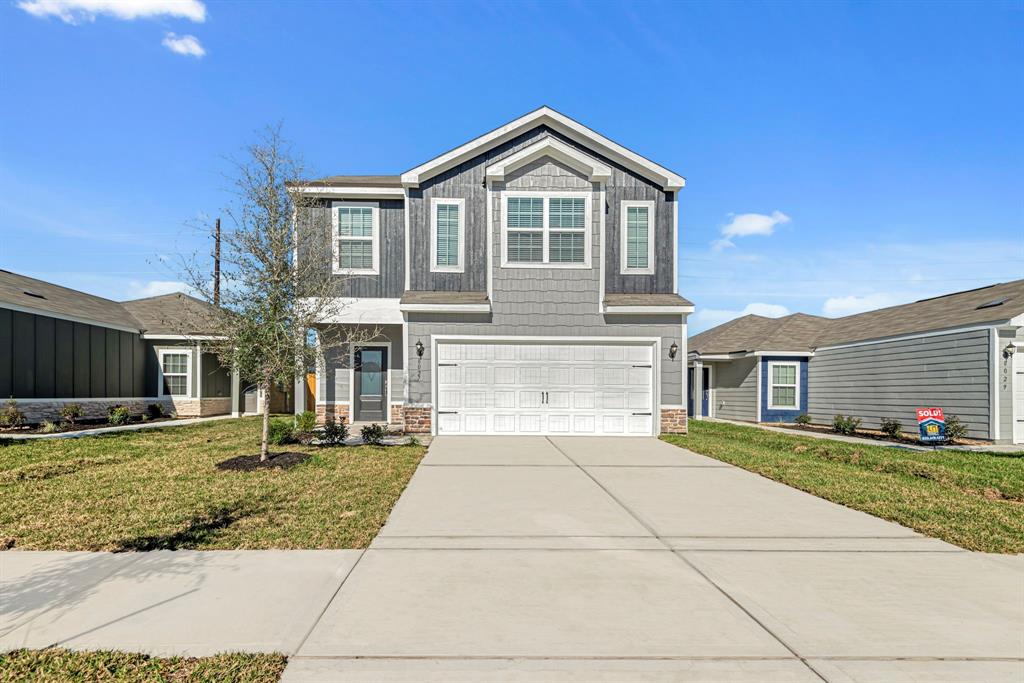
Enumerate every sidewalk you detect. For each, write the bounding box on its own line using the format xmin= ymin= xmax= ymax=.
xmin=707 ymin=418 xmax=1023 ymax=453
xmin=0 ymin=414 xmax=236 ymax=441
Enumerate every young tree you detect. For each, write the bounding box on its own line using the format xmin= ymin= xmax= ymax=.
xmin=179 ymin=124 xmax=376 ymax=461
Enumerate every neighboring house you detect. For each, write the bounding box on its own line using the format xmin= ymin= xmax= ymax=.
xmin=0 ymin=270 xmax=241 ymax=423
xmin=291 ymin=106 xmax=693 ymax=436
xmin=688 ymin=279 xmax=1024 ymax=444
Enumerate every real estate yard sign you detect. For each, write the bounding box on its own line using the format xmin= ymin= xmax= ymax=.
xmin=916 ymin=407 xmax=946 ymax=443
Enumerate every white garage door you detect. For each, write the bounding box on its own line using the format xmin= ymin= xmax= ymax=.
xmin=435 ymin=341 xmax=655 ymax=436
xmin=1014 ymin=350 xmax=1024 ymax=445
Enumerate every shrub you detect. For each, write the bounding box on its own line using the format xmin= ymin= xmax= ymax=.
xmin=793 ymin=414 xmax=812 ymax=426
xmin=107 ymin=405 xmax=132 ymax=426
xmin=39 ymin=420 xmax=60 ymax=433
xmin=405 ymin=435 xmax=422 ymax=446
xmin=267 ymin=418 xmax=297 ymax=445
xmin=360 ymin=423 xmax=387 ymax=445
xmin=832 ymin=414 xmax=861 ymax=436
xmin=147 ymin=403 xmax=165 ymax=419
xmin=59 ymin=403 xmax=83 ymax=427
xmin=295 ymin=411 xmax=318 ymax=433
xmin=945 ymin=414 xmax=968 ymax=442
xmin=320 ymin=418 xmax=348 ymax=447
xmin=880 ymin=417 xmax=903 ymax=439
xmin=0 ymin=399 xmax=25 ymax=429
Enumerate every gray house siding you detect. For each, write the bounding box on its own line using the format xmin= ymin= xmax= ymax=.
xmin=709 ymin=358 xmax=758 ymax=422
xmin=143 ymin=341 xmax=231 ymax=400
xmin=808 ymin=328 xmax=993 ymax=438
xmin=316 ymin=324 xmax=405 ymax=408
xmin=0 ymin=308 xmax=145 ymax=399
xmin=997 ymin=326 xmax=1023 ymax=442
xmin=298 ymin=199 xmax=405 ymax=299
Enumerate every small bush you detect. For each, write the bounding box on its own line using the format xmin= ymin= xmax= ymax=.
xmin=0 ymin=399 xmax=25 ymax=429
xmin=267 ymin=418 xmax=297 ymax=445
xmin=107 ymin=405 xmax=132 ymax=426
xmin=321 ymin=418 xmax=348 ymax=447
xmin=945 ymin=414 xmax=968 ymax=442
xmin=147 ymin=403 xmax=165 ymax=419
xmin=39 ymin=420 xmax=60 ymax=433
xmin=360 ymin=423 xmax=387 ymax=446
xmin=59 ymin=403 xmax=83 ymax=427
xmin=793 ymin=414 xmax=812 ymax=425
xmin=405 ymin=435 xmax=422 ymax=446
xmin=832 ymin=414 xmax=861 ymax=435
xmin=880 ymin=417 xmax=903 ymax=439
xmin=295 ymin=411 xmax=318 ymax=433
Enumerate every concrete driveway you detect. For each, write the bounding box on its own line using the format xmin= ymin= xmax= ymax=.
xmin=283 ymin=436 xmax=1024 ymax=682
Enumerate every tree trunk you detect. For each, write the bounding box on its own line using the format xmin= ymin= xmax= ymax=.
xmin=260 ymin=381 xmax=271 ymax=462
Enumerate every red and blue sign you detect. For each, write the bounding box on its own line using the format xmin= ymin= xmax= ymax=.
xmin=916 ymin=407 xmax=946 ymax=443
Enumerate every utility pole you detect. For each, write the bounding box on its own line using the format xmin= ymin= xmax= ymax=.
xmin=213 ymin=218 xmax=221 ymax=306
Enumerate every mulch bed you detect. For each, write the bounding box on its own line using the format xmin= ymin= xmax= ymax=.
xmin=215 ymin=452 xmax=311 ymax=471
xmin=1 ymin=416 xmax=176 ymax=436
xmin=777 ymin=423 xmax=975 ymax=447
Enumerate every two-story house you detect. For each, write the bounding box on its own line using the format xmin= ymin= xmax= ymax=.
xmin=291 ymin=107 xmax=693 ymax=437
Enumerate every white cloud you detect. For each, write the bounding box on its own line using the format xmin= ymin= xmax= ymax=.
xmin=129 ymin=280 xmax=189 ymax=298
xmin=17 ymin=0 xmax=206 ymax=24
xmin=710 ymin=238 xmax=734 ymax=252
xmin=721 ymin=210 xmax=790 ymax=239
xmin=162 ymin=32 xmax=205 ymax=57
xmin=822 ymin=292 xmax=901 ymax=317
xmin=692 ymin=302 xmax=791 ymax=330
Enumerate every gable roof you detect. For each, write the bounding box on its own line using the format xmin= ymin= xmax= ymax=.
xmin=0 ymin=269 xmax=142 ymax=332
xmin=690 ymin=279 xmax=1024 ymax=354
xmin=301 ymin=175 xmax=402 ymax=188
xmin=401 ymin=106 xmax=685 ymax=191
xmin=121 ymin=293 xmax=222 ymax=337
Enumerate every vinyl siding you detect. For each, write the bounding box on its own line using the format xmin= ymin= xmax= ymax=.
xmin=808 ymin=328 xmax=993 ymax=439
xmin=997 ymin=326 xmax=1023 ymax=443
xmin=709 ymin=357 xmax=758 ymax=422
xmin=760 ymin=357 xmax=809 ymax=423
xmin=316 ymin=324 xmax=405 ymax=407
xmin=0 ymin=308 xmax=145 ymax=399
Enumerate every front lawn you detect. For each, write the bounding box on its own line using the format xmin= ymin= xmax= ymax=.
xmin=663 ymin=420 xmax=1024 ymax=554
xmin=0 ymin=417 xmax=425 ymax=551
xmin=0 ymin=649 xmax=285 ymax=682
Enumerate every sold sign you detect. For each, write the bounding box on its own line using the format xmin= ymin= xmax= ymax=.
xmin=916 ymin=407 xmax=945 ymax=443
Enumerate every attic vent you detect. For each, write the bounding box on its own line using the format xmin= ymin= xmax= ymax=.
xmin=976 ymin=297 xmax=1008 ymax=310
xmin=23 ymin=290 xmax=46 ymax=300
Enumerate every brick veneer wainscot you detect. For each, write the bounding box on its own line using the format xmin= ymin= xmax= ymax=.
xmin=660 ymin=407 xmax=688 ymax=434
xmin=403 ymin=406 xmax=432 ymax=434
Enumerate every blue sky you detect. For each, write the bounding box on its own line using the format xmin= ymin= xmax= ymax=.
xmin=2 ymin=0 xmax=1021 ymax=333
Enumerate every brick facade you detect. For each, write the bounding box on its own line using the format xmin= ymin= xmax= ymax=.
xmin=660 ymin=407 xmax=688 ymax=434
xmin=9 ymin=398 xmax=174 ymax=425
xmin=170 ymin=397 xmax=231 ymax=418
xmin=315 ymin=403 xmax=350 ymax=426
xmin=403 ymin=405 xmax=432 ymax=434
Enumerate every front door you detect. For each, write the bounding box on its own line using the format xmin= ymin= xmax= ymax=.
xmin=355 ymin=347 xmax=387 ymax=422
xmin=701 ymin=367 xmax=711 ymax=417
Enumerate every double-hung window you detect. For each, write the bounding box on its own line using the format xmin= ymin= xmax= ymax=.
xmin=503 ymin=192 xmax=589 ymax=267
xmin=620 ymin=200 xmax=656 ymax=274
xmin=333 ymin=203 xmax=379 ymax=275
xmin=767 ymin=361 xmax=800 ymax=410
xmin=159 ymin=349 xmax=191 ymax=397
xmin=431 ymin=198 xmax=465 ymax=273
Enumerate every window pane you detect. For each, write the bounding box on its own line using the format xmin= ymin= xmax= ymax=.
xmin=772 ymin=365 xmax=796 ymax=385
xmin=549 ymin=197 xmax=585 ymax=229
xmin=507 ymin=197 xmax=543 ymax=228
xmin=165 ymin=375 xmax=188 ymax=396
xmin=338 ymin=207 xmax=374 ymax=237
xmin=162 ymin=353 xmax=188 ymax=374
xmin=507 ymin=231 xmax=543 ymax=262
xmin=626 ymin=206 xmax=649 ymax=269
xmin=436 ymin=203 xmax=460 ymax=266
xmin=772 ymin=386 xmax=796 ymax=407
xmin=339 ymin=241 xmax=373 ymax=269
xmin=549 ymin=231 xmax=585 ymax=263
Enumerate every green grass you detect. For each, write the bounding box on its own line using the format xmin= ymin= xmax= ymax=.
xmin=662 ymin=420 xmax=1024 ymax=554
xmin=0 ymin=417 xmax=424 ymax=551
xmin=0 ymin=649 xmax=285 ymax=682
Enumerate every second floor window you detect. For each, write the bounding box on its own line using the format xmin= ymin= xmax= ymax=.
xmin=620 ymin=200 xmax=656 ymax=275
xmin=503 ymin=193 xmax=590 ymax=267
xmin=333 ymin=203 xmax=379 ymax=275
xmin=431 ymin=198 xmax=465 ymax=273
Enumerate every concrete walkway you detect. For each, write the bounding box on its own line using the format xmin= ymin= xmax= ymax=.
xmin=0 ymin=414 xmax=236 ymax=440
xmin=2 ymin=437 xmax=1021 ymax=682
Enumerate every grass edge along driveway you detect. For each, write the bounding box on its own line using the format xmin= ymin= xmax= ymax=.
xmin=0 ymin=417 xmax=425 ymax=551
xmin=662 ymin=420 xmax=1024 ymax=554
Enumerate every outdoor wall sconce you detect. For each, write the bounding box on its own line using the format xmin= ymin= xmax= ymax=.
xmin=415 ymin=340 xmax=425 ymax=357
xmin=669 ymin=342 xmax=678 ymax=359
xmin=1006 ymin=343 xmax=1017 ymax=358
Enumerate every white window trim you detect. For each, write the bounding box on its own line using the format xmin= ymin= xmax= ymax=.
xmin=500 ymin=190 xmax=592 ymax=269
xmin=332 ymin=201 xmax=380 ymax=276
xmin=766 ymin=360 xmax=800 ymax=410
xmin=620 ymin=200 xmax=656 ymax=275
xmin=430 ymin=197 xmax=466 ymax=273
xmin=158 ymin=348 xmax=193 ymax=398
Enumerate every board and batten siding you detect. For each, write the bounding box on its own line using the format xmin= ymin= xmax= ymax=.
xmin=709 ymin=357 xmax=758 ymax=422
xmin=808 ymin=328 xmax=993 ymax=439
xmin=0 ymin=308 xmax=145 ymax=399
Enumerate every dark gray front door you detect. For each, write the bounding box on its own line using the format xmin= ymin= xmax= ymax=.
xmin=355 ymin=347 xmax=387 ymax=422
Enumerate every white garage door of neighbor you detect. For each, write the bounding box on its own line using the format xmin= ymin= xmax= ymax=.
xmin=1014 ymin=350 xmax=1024 ymax=444
xmin=435 ymin=342 xmax=655 ymax=436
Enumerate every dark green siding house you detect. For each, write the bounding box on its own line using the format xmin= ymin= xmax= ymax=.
xmin=0 ymin=270 xmax=240 ymax=424
xmin=688 ymin=280 xmax=1024 ymax=445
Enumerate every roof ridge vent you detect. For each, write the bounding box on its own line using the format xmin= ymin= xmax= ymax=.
xmin=23 ymin=290 xmax=46 ymax=300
